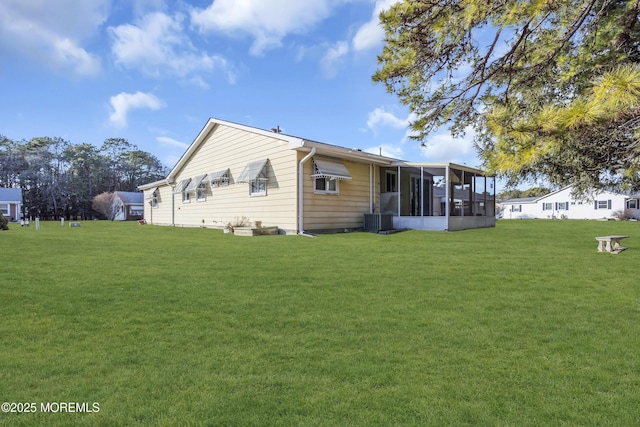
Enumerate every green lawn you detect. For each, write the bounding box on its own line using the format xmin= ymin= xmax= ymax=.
xmin=1 ymin=220 xmax=639 ymax=426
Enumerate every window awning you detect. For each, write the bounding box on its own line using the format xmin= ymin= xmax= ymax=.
xmin=208 ymin=169 xmax=229 ymax=182
xmin=237 ymin=159 xmax=268 ymax=183
xmin=312 ymin=158 xmax=351 ymax=180
xmin=173 ymin=178 xmax=191 ymax=193
xmin=145 ymin=186 xmax=158 ymax=199
xmin=185 ymin=174 xmax=207 ymax=192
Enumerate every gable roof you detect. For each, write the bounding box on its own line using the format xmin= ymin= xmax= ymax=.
xmin=500 ymin=196 xmax=540 ymax=204
xmin=0 ymin=188 xmax=22 ymax=202
xmin=138 ymin=117 xmax=493 ymax=191
xmin=114 ymin=191 xmax=143 ymax=204
xmin=165 ymin=117 xmax=399 ymax=183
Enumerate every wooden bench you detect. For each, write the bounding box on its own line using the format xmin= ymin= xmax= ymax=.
xmin=595 ymin=235 xmax=629 ymax=254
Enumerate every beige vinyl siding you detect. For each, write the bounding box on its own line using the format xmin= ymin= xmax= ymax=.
xmin=144 ymin=184 xmax=173 ymax=225
xmin=171 ymin=124 xmax=299 ymax=231
xmin=301 ymin=154 xmax=378 ymax=231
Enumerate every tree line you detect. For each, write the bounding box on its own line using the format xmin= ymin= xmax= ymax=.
xmin=0 ymin=135 xmax=168 ymax=220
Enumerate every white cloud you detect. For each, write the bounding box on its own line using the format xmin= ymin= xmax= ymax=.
xmin=109 ymin=91 xmax=165 ymax=128
xmin=109 ymin=12 xmax=230 ymax=82
xmin=190 ymin=0 xmax=339 ymax=56
xmin=352 ymin=0 xmax=399 ymax=52
xmin=320 ymin=41 xmax=349 ymax=78
xmin=420 ymin=128 xmax=477 ymax=164
xmin=156 ymin=136 xmax=189 ymax=149
xmin=366 ymin=107 xmax=409 ymax=131
xmin=364 ymin=144 xmax=404 ymax=159
xmin=0 ymin=0 xmax=107 ymax=76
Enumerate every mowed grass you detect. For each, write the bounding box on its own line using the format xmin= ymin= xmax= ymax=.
xmin=1 ymin=220 xmax=639 ymax=426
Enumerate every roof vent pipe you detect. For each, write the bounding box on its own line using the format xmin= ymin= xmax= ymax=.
xmin=298 ymin=147 xmax=316 ymax=237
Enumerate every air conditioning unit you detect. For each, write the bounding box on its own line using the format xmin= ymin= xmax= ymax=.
xmin=363 ymin=213 xmax=393 ymax=231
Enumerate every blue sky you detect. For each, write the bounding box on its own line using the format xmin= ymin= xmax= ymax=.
xmin=0 ymin=0 xmax=479 ymax=173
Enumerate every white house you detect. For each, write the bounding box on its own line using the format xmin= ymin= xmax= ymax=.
xmin=501 ymin=186 xmax=640 ymax=220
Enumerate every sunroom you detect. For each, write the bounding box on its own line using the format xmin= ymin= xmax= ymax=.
xmin=375 ymin=162 xmax=496 ymax=231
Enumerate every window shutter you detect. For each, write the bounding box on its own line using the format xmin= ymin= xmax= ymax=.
xmin=566 ymin=201 xmax=569 ymax=211
xmin=555 ymin=202 xmax=558 ymax=210
xmin=542 ymin=203 xmax=546 ymax=211
xmin=594 ymin=201 xmax=598 ymax=210
xmin=608 ymin=200 xmax=611 ymax=209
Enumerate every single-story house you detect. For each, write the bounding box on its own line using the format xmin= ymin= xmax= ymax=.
xmin=501 ymin=186 xmax=640 ymax=220
xmin=113 ymin=191 xmax=144 ymax=221
xmin=0 ymin=188 xmax=23 ymax=221
xmin=138 ymin=118 xmax=496 ymax=233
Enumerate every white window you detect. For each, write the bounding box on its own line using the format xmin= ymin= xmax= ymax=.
xmin=595 ymin=200 xmax=611 ymax=210
xmin=209 ymin=169 xmax=230 ymax=188
xmin=627 ymin=199 xmax=638 ymax=209
xmin=146 ymin=187 xmax=159 ymax=208
xmin=315 ymin=176 xmax=339 ymax=194
xmin=311 ymin=157 xmax=351 ymax=195
xmin=542 ymin=202 xmax=553 ymax=211
xmin=174 ymin=178 xmax=191 ymax=203
xmin=237 ymin=160 xmax=269 ymax=197
xmin=196 ymin=182 xmax=207 ymax=201
xmin=0 ymin=203 xmax=8 ymax=215
xmin=511 ymin=205 xmax=521 ymax=212
xmin=250 ymin=176 xmax=267 ymax=196
xmin=182 ymin=175 xmax=207 ymax=203
xmin=556 ymin=202 xmax=568 ymax=210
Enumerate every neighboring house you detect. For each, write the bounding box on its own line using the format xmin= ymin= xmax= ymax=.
xmin=501 ymin=186 xmax=640 ymax=220
xmin=138 ymin=118 xmax=496 ymax=233
xmin=113 ymin=191 xmax=144 ymax=221
xmin=0 ymin=188 xmax=23 ymax=221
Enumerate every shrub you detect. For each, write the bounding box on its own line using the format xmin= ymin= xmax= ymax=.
xmin=0 ymin=212 xmax=8 ymax=230
xmin=613 ymin=209 xmax=633 ymax=220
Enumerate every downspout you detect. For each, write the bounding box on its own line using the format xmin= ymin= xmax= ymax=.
xmin=369 ymin=164 xmax=373 ymax=213
xmin=298 ymin=147 xmax=316 ymax=236
xmin=445 ymin=164 xmax=450 ymax=231
xmin=171 ymin=185 xmax=175 ymax=226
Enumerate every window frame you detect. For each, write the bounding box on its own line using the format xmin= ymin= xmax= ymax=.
xmin=314 ymin=176 xmax=339 ymax=195
xmin=0 ymin=203 xmax=9 ymax=215
xmin=385 ymin=171 xmax=397 ymax=193
xmin=249 ymin=175 xmax=267 ymax=196
xmin=196 ymin=182 xmax=207 ymax=201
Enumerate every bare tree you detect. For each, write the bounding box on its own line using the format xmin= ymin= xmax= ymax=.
xmin=92 ymin=192 xmax=117 ymax=220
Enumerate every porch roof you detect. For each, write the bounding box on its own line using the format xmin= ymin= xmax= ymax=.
xmin=390 ymin=161 xmax=490 ymax=176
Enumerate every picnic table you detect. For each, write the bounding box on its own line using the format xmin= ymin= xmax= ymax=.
xmin=595 ymin=235 xmax=629 ymax=254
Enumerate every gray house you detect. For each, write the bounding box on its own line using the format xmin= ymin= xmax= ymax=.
xmin=113 ymin=191 xmax=144 ymax=221
xmin=0 ymin=188 xmax=23 ymax=221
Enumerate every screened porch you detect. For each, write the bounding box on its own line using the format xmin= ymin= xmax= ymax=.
xmin=377 ymin=162 xmax=496 ymax=231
